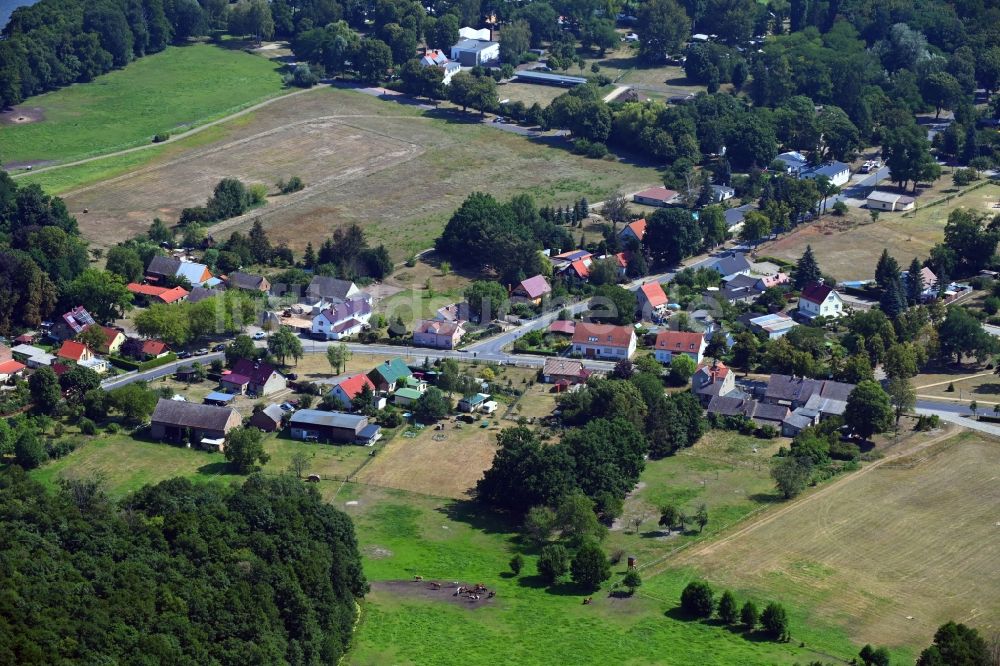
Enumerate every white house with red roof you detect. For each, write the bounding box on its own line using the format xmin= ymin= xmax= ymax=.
xmin=632 ymin=187 xmax=680 ymax=207
xmin=654 ymin=330 xmax=707 ymax=365
xmin=0 ymin=344 xmax=26 ymax=382
xmin=571 ymin=321 xmax=637 ymax=360
xmin=798 ymin=282 xmax=844 ymax=319
xmin=55 ymin=340 xmax=110 ymax=374
xmin=619 ymin=218 xmax=647 ymax=244
xmin=329 ymin=373 xmax=377 ymax=410
xmin=561 ymin=259 xmax=591 ymax=282
xmin=691 ymin=360 xmax=736 ymax=405
xmin=512 ymin=275 xmax=552 ymax=305
xmin=413 ymin=319 xmax=465 ymax=349
xmin=637 ymin=281 xmax=669 ymax=318
xmin=420 ymin=49 xmax=461 ymax=84
xmin=95 ymin=326 xmax=127 ymax=355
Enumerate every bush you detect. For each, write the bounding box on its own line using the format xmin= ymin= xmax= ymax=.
xmin=249 ymin=183 xmax=268 ymax=206
xmin=79 ymin=418 xmax=97 ymax=435
xmin=680 ymin=580 xmax=715 ymax=617
xmin=46 ymin=439 xmax=77 ymax=459
xmin=537 ymin=543 xmax=570 ymax=584
xmin=953 ymin=168 xmax=979 ymax=186
xmin=284 ymin=63 xmax=319 ymax=88
xmin=572 ymin=138 xmax=609 ymax=159
xmin=622 ymin=569 xmax=642 ymax=594
xmin=509 ymin=553 xmax=524 ymax=575
xmin=152 ymin=132 xmax=170 ymax=143
xmin=832 ymin=201 xmax=848 ymax=216
xmin=278 ymin=176 xmax=305 ymax=194
xmin=760 ymin=602 xmax=790 ymax=641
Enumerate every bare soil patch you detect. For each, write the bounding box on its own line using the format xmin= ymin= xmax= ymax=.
xmin=371 ymin=580 xmax=499 ymax=610
xmin=0 ymin=106 xmax=45 ymax=125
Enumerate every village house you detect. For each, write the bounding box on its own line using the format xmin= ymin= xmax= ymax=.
xmin=709 ymin=253 xmax=753 ymax=282
xmin=711 ymin=184 xmax=735 ymax=202
xmin=0 ymin=345 xmax=26 ymax=382
xmin=619 ymin=219 xmax=647 ymax=245
xmin=450 ymin=37 xmax=499 ymax=66
xmin=413 ymin=319 xmax=465 ymax=349
xmin=328 ymin=373 xmax=377 ymax=410
xmin=781 ymin=406 xmax=821 ymax=437
xmin=435 ymin=302 xmax=470 ymax=323
xmin=368 ymin=358 xmax=413 ymax=393
xmin=126 ymin=283 xmax=189 ymax=305
xmin=10 ymin=344 xmax=56 ymax=368
xmin=571 ymin=322 xmax=637 ymax=360
xmin=691 ymin=360 xmax=736 ymax=405
xmin=798 ymin=282 xmax=845 ymax=319
xmin=420 ymin=49 xmax=461 ymax=84
xmin=145 ymin=256 xmax=215 ymax=287
xmin=226 ymin=271 xmax=271 ymax=292
xmin=637 ymin=282 xmax=669 ymax=318
xmin=632 ymin=186 xmax=680 ymax=207
xmin=289 ymin=409 xmax=381 ymax=445
xmin=706 ymin=395 xmax=789 ymax=429
xmin=49 ymin=306 xmax=96 ymax=341
xmin=748 ymin=312 xmax=797 ymax=339
xmin=511 ymin=275 xmax=552 ymax=306
xmin=541 ymin=357 xmax=590 ymax=385
xmin=717 ymin=274 xmax=763 ymax=304
xmin=305 ymin=276 xmax=367 ymax=305
xmin=94 ymin=326 xmax=127 ymax=355
xmin=801 ymin=161 xmax=851 ymax=188
xmin=654 ymin=330 xmax=707 ymax=365
xmin=56 ymin=340 xmax=94 ymax=364
xmin=122 ymin=338 xmax=170 ymax=361
xmin=458 ymin=393 xmax=497 ymax=414
xmin=249 ymin=404 xmax=285 ymax=432
xmin=310 ymin=299 xmax=373 ymax=340
xmin=187 ymin=286 xmax=225 ymax=304
xmin=224 ymin=359 xmax=286 ymax=397
xmin=763 ymin=374 xmax=854 ymax=417
xmin=150 ymin=399 xmax=242 ymax=447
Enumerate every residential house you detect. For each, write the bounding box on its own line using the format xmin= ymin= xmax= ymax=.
xmin=94 ymin=326 xmax=126 ymax=355
xmin=711 ymin=184 xmax=735 ymax=202
xmin=632 ymin=186 xmax=680 ymax=207
xmin=49 ymin=306 xmax=96 ymax=341
xmin=229 ymin=358 xmax=286 ymax=396
xmin=420 ymin=49 xmax=461 ymax=84
xmin=802 ymin=161 xmax=851 ymax=187
xmin=435 ymin=302 xmax=470 ymax=323
xmin=311 ymin=299 xmax=373 ymax=340
xmin=637 ymin=282 xmax=669 ymax=318
xmin=249 ymin=404 xmax=285 ymax=432
xmin=393 ymin=387 xmax=423 ymax=407
xmin=150 ymin=398 xmax=241 ymax=445
xmin=561 ymin=259 xmax=591 ymax=282
xmin=718 ymin=274 xmax=763 ymax=304
xmin=654 ymin=330 xmax=707 ymax=365
xmin=619 ymin=218 xmax=647 ymax=245
xmin=227 ymin=271 xmax=271 ymax=292
xmin=541 ymin=357 xmax=590 ymax=384
xmin=798 ymin=282 xmax=845 ymax=319
xmin=724 ymin=203 xmax=754 ymax=234
xmin=458 ymin=392 xmax=492 ymax=413
xmin=748 ymin=312 xmax=797 ymax=339
xmin=774 ymin=151 xmax=808 ymax=175
xmin=763 ymin=374 xmax=854 ymax=416
xmin=127 ymin=283 xmax=189 ymax=304
xmin=709 ymin=253 xmax=752 ymax=281
xmin=571 ymin=321 xmax=637 ymax=360
xmin=450 ymin=38 xmax=499 ymax=66
xmin=902 ymin=266 xmax=938 ymax=302
xmin=368 ymin=358 xmax=413 ymax=393
xmin=144 ymin=255 xmax=214 ymax=287
xmin=289 ymin=409 xmax=381 ymax=444
xmin=203 ymin=391 xmax=237 ymax=407
xmin=866 ymin=190 xmax=915 ymax=212
xmin=0 ymin=358 xmax=26 ymax=382
xmin=175 ymin=261 xmax=214 ymax=287
xmin=306 ymin=276 xmax=366 ymax=305
xmin=550 ymin=249 xmax=593 ymax=273
xmin=57 ymin=340 xmax=94 ymax=364
xmin=781 ymin=406 xmax=821 ymax=437
xmin=758 ymin=272 xmax=790 ymax=289
xmin=706 ymin=395 xmax=755 ymax=420
xmin=122 ymin=338 xmax=170 ymax=361
xmin=512 ymin=275 xmax=552 ymax=305
xmin=187 ymin=286 xmax=224 ymax=304
xmin=548 ymin=320 xmax=576 ymax=336
xmin=414 ymin=319 xmax=465 ymax=349
xmin=329 ymin=373 xmax=376 ymax=410
xmin=750 ymin=402 xmax=790 ymax=429
xmin=10 ymin=344 xmax=56 ymax=368
xmin=220 ymin=371 xmax=250 ymax=395
xmin=691 ymin=360 xmax=736 ymax=405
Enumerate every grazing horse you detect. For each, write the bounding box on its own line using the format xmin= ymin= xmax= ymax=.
xmin=413 ymin=575 xmax=423 ymax=582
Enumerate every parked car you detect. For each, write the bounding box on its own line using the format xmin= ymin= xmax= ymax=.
xmin=252 ymin=331 xmax=266 ymax=340
xmin=213 ymin=344 xmax=226 ymax=352
xmin=280 ymin=402 xmax=296 ymax=412
xmin=177 ymin=351 xmax=191 ymax=359
xmin=197 ymin=348 xmax=208 ymax=355
xmin=286 ymin=373 xmax=298 ymax=380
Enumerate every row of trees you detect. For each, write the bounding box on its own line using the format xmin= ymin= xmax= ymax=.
xmin=679 ymin=581 xmax=791 ymax=641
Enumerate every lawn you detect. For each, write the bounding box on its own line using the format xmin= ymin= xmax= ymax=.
xmin=669 ymin=430 xmax=1000 ymax=663
xmin=912 ymin=368 xmax=1000 ymax=405
xmin=761 ymin=182 xmax=1000 ymax=281
xmin=498 ymin=82 xmax=569 ymax=108
xmin=0 ymin=43 xmax=288 ymax=167
xmin=41 ymin=86 xmax=661 ymax=257
xmin=341 ymin=433 xmax=842 ymax=666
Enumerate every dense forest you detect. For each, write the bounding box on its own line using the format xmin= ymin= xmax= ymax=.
xmin=0 ymin=469 xmax=367 ymax=665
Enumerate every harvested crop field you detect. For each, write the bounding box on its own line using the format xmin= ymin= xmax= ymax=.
xmin=674 ymin=431 xmax=1000 ymax=655
xmin=57 ymin=86 xmax=661 ymax=258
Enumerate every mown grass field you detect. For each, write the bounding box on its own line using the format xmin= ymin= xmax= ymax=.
xmin=33 ymin=86 xmax=661 ymax=258
xmin=762 ymin=182 xmax=1000 ymax=281
xmin=0 ymin=44 xmax=287 ymax=167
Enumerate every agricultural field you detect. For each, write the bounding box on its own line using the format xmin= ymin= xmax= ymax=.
xmin=40 ymin=86 xmax=661 ymax=259
xmin=671 ymin=430 xmax=1000 ymax=663
xmin=761 ymin=182 xmax=1000 ymax=281
xmin=0 ymin=44 xmax=287 ymax=168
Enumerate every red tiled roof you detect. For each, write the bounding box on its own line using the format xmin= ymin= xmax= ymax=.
xmin=127 ymin=283 xmax=167 ymax=297
xmin=568 ymin=259 xmax=590 ymax=278
xmin=639 ymin=282 xmax=668 ymax=307
xmin=655 ymin=330 xmax=704 ymax=352
xmin=697 ymin=360 xmax=730 ymax=379
xmin=337 ymin=373 xmax=376 ymax=400
xmin=142 ymin=340 xmax=169 ymax=356
xmin=415 ymin=319 xmax=464 ymax=336
xmin=158 ymin=286 xmax=189 ymax=304
xmin=622 ymin=218 xmax=647 ymax=241
xmin=100 ymin=326 xmax=123 ymax=342
xmin=0 ymin=360 xmax=26 ymax=375
xmin=614 ymin=252 xmax=628 ymax=268
xmin=800 ymin=282 xmax=835 ymax=304
xmin=572 ymin=321 xmax=634 ymax=348
xmin=548 ymin=320 xmax=576 ymax=335
xmin=221 ymin=373 xmax=251 ymax=386
xmin=57 ymin=340 xmax=90 ymax=361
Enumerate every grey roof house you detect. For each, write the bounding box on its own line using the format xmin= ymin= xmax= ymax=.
xmin=289 ymin=409 xmax=381 ymax=444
